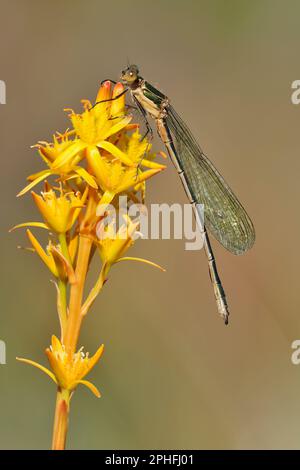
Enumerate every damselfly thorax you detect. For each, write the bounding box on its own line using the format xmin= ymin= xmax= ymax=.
xmin=131 ymin=80 xmax=170 ymax=120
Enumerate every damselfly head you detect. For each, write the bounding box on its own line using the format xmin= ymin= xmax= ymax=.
xmin=121 ymin=64 xmax=139 ymax=85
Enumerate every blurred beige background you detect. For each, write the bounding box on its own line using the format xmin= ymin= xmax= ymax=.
xmin=1 ymin=0 xmax=300 ymax=449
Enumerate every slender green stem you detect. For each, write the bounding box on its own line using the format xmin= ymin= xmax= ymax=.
xmin=58 ymin=279 xmax=68 ymax=339
xmin=58 ymin=232 xmax=72 ymax=265
xmin=57 ymin=233 xmax=71 ymax=340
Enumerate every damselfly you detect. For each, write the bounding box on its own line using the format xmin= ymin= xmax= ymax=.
xmin=96 ymin=65 xmax=255 ymax=324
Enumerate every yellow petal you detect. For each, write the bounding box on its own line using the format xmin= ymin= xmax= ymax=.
xmin=110 ymin=83 xmax=126 ymax=117
xmin=136 ymin=168 xmax=164 ymax=183
xmin=17 ymin=171 xmax=52 ymax=197
xmin=51 ymin=335 xmax=63 ymax=353
xmin=117 ymin=257 xmax=166 ymax=272
xmin=96 ymin=190 xmax=115 ymax=216
xmin=52 ymin=140 xmax=86 ymax=170
xmin=140 ymin=159 xmax=167 ymax=170
xmin=16 ymin=357 xmax=58 ymax=384
xmin=9 ymin=222 xmax=49 ymax=232
xmin=86 ymin=146 xmax=109 ymax=188
xmin=87 ymin=344 xmax=104 ymax=373
xmin=95 ymin=80 xmax=112 ymax=104
xmin=76 ymin=380 xmax=101 ymax=398
xmin=97 ymin=141 xmax=133 ymax=166
xmin=26 ymin=230 xmax=58 ymax=276
xmin=49 ymin=245 xmax=76 ymax=284
xmin=101 ymin=115 xmax=132 ymax=140
xmin=27 ymin=169 xmax=51 ymax=182
xmin=74 ymin=166 xmax=98 ymax=189
xmin=117 ymin=168 xmax=164 ymax=193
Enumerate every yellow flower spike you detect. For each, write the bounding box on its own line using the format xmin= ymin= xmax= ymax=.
xmin=18 ymin=84 xmax=144 ymax=198
xmin=31 ymin=189 xmax=85 ymax=234
xmin=44 ymin=336 xmax=104 ymax=397
xmin=18 ymin=82 xmax=138 ymax=198
xmin=26 ymin=230 xmax=58 ymax=277
xmin=14 ymin=77 xmax=166 ymax=449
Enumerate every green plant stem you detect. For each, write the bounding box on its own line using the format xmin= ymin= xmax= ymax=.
xmin=58 ymin=233 xmax=71 ymax=340
xmin=58 ymin=232 xmax=72 ymax=264
xmin=58 ymin=279 xmax=68 ymax=339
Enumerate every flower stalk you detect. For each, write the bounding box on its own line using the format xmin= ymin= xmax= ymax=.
xmin=12 ymin=80 xmax=166 ymax=449
xmin=51 ymin=234 xmax=93 ymax=449
xmin=52 ymin=389 xmax=71 ymax=451
xmin=64 ymin=234 xmax=93 ymax=355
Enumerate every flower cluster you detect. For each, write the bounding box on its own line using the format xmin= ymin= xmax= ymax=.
xmin=13 ymin=81 xmax=166 ymax=408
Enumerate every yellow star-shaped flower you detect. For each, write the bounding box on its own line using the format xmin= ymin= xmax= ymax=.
xmin=17 ymin=336 xmax=104 ymax=397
